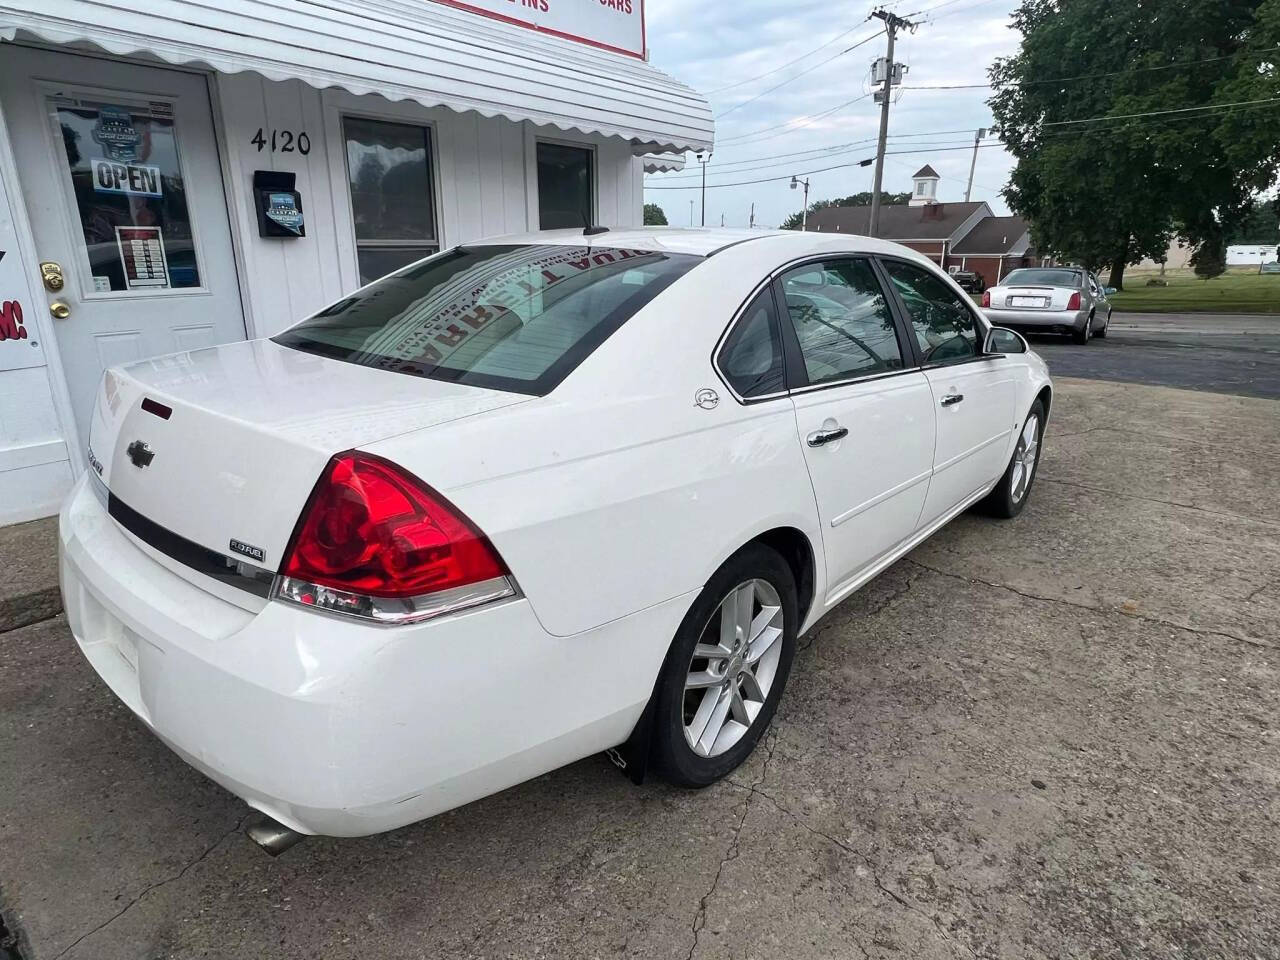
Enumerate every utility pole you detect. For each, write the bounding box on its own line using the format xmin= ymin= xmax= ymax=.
xmin=963 ymin=127 xmax=987 ymax=203
xmin=749 ymin=202 xmax=755 ymax=229
xmin=868 ymin=7 xmax=916 ymax=237
xmin=696 ymin=151 xmax=712 ymax=226
xmin=721 ymin=213 xmax=725 ymax=227
xmin=689 ymin=199 xmax=694 ymax=225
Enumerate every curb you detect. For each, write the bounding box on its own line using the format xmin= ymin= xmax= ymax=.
xmin=0 ymin=587 xmax=62 ymax=634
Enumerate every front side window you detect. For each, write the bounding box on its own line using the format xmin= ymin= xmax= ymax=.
xmin=275 ymin=245 xmax=700 ymax=395
xmin=52 ymin=96 xmax=201 ymax=292
xmin=882 ymin=259 xmax=981 ymax=365
xmin=343 ymin=117 xmax=438 ymax=284
xmin=718 ymin=289 xmax=785 ymax=398
xmin=780 ymin=259 xmax=904 ymax=386
xmin=537 ymin=142 xmax=594 ymax=230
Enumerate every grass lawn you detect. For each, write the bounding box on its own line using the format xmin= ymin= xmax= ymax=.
xmin=1111 ymin=269 xmax=1280 ymax=314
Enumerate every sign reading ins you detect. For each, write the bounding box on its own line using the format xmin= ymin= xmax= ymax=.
xmin=432 ymin=0 xmax=644 ymax=58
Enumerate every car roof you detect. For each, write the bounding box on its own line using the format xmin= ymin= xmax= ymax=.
xmin=467 ymin=227 xmax=923 ymax=260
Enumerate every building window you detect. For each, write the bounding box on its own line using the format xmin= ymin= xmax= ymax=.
xmin=343 ymin=117 xmax=438 ymax=284
xmin=537 ymin=142 xmax=594 ymax=230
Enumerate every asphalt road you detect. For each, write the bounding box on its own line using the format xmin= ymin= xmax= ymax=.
xmin=1027 ymin=312 xmax=1280 ymax=399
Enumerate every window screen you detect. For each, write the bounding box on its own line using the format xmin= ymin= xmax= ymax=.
xmin=275 ymin=245 xmax=701 ymax=395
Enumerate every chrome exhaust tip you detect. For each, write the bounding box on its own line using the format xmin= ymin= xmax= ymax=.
xmin=246 ymin=817 xmax=307 ymax=856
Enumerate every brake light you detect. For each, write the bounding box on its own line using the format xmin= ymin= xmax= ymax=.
xmin=980 ymin=290 xmax=991 ymax=308
xmin=1066 ymin=291 xmax=1081 ymax=310
xmin=275 ymin=452 xmax=515 ymax=624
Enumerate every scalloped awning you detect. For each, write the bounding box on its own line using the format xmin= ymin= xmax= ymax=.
xmin=0 ymin=0 xmax=714 ymax=154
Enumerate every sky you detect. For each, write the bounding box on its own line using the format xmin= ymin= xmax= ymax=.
xmin=642 ymin=0 xmax=1023 ymax=228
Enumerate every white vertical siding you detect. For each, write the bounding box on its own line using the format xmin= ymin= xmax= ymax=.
xmin=218 ymin=76 xmax=645 ymax=337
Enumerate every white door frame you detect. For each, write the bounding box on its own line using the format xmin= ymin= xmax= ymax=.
xmin=0 ymin=76 xmax=83 ymax=474
xmin=0 ymin=42 xmax=256 ymax=469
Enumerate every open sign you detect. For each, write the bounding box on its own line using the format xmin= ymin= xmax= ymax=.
xmin=92 ymin=158 xmax=163 ymax=197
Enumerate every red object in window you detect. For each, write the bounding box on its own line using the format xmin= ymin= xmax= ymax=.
xmin=281 ymin=452 xmax=507 ymax=598
xmin=980 ymin=290 xmax=991 ymax=308
xmin=1066 ymin=292 xmax=1082 ymax=311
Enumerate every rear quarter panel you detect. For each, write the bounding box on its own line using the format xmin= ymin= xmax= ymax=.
xmin=364 ymin=242 xmax=827 ymax=638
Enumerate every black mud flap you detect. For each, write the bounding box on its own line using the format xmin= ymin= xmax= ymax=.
xmin=606 ymin=692 xmax=658 ymax=785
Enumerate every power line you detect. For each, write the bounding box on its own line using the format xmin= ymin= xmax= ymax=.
xmin=902 ymin=47 xmax=1280 ymax=90
xmin=715 ymin=30 xmax=884 ymax=119
xmin=718 ymin=94 xmax=873 ymax=144
xmin=706 ymin=24 xmax=865 ymax=95
xmin=1043 ymin=95 xmax=1280 ymax=126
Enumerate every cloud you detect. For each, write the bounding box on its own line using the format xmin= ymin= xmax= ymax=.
xmin=643 ymin=0 xmax=1022 ymax=228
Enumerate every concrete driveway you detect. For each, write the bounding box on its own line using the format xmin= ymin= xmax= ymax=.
xmin=2 ymin=376 xmax=1278 ymax=959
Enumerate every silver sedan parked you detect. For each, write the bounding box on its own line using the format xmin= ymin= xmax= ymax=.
xmin=981 ymin=267 xmax=1112 ymax=344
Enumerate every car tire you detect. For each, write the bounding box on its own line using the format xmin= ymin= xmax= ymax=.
xmin=1096 ymin=311 xmax=1110 ymax=339
xmin=1071 ymin=316 xmax=1091 ymax=345
xmin=652 ymin=543 xmax=798 ymax=788
xmin=978 ymin=399 xmax=1045 ymax=519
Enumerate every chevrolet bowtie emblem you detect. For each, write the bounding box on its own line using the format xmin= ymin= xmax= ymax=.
xmin=126 ymin=440 xmax=155 ymax=468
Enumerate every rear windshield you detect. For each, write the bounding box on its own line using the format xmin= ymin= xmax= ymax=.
xmin=274 ymin=244 xmax=700 ymax=395
xmin=1002 ymin=268 xmax=1082 ymax=288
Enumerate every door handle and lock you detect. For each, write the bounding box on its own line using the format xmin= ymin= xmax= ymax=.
xmin=807 ymin=426 xmax=849 ymax=447
xmin=940 ymin=393 xmax=965 ymax=407
xmin=49 ymin=301 xmax=71 ymax=320
xmin=40 ymin=261 xmax=64 ymax=292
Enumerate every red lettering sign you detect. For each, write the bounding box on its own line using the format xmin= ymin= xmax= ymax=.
xmin=0 ymin=300 xmax=26 ymax=341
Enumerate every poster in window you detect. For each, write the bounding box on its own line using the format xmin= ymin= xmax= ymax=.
xmin=115 ymin=225 xmax=170 ymax=289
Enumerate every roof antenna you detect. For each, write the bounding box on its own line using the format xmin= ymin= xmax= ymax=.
xmin=581 ymin=203 xmax=608 ymax=237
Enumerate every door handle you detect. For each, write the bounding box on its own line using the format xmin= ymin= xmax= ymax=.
xmin=807 ymin=426 xmax=848 ymax=447
xmin=940 ymin=393 xmax=964 ymax=407
xmin=49 ymin=300 xmax=71 ymax=320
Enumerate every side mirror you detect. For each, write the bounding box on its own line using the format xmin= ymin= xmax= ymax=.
xmin=1104 ymin=286 xmax=1117 ymax=296
xmin=984 ymin=326 xmax=1027 ymax=355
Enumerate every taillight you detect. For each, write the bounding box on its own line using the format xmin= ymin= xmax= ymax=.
xmin=1066 ymin=291 xmax=1081 ymax=310
xmin=980 ymin=290 xmax=991 ymax=308
xmin=274 ymin=452 xmax=515 ymax=624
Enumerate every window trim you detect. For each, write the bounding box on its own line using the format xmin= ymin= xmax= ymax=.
xmin=339 ymin=112 xmax=442 ymax=284
xmin=535 ymin=138 xmax=597 ymax=230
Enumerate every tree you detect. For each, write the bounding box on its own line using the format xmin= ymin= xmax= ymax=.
xmin=989 ymin=0 xmax=1280 ymax=290
xmin=1192 ymin=242 xmax=1227 ymax=280
xmin=643 ymin=202 xmax=668 ymax=226
xmin=779 ymin=191 xmax=911 ymax=230
xmin=1225 ymin=197 xmax=1280 ymax=246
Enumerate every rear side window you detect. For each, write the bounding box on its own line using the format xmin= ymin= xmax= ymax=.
xmin=781 ymin=258 xmax=904 ymax=386
xmin=275 ymin=245 xmax=700 ymax=395
xmin=718 ymin=289 xmax=785 ymax=399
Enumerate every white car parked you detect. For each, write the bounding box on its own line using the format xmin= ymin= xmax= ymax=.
xmin=59 ymin=228 xmax=1051 ymax=849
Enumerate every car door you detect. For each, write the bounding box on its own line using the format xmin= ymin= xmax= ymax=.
xmin=777 ymin=258 xmax=936 ymax=600
xmin=879 ymin=257 xmax=1018 ymax=527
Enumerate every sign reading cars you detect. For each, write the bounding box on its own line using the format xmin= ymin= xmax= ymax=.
xmin=430 ymin=0 xmax=644 ymax=58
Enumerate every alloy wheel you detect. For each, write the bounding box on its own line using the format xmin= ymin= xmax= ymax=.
xmin=1010 ymin=414 xmax=1040 ymax=504
xmin=682 ymin=579 xmax=784 ymax=758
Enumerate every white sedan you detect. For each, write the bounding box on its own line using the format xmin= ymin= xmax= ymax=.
xmin=60 ymin=228 xmax=1051 ymax=849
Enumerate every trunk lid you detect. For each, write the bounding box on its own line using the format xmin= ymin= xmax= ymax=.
xmin=89 ymin=338 xmax=530 ymax=572
xmin=990 ymin=285 xmax=1074 ymax=310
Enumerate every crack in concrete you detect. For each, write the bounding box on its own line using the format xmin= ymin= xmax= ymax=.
xmin=1244 ymin=578 xmax=1275 ymax=602
xmin=800 ymin=570 xmax=922 ymax=656
xmin=906 ymin=559 xmax=1275 ymax=651
xmin=49 ymin=814 xmax=249 ymax=960
xmin=686 ymin=731 xmax=778 ymax=960
xmin=1038 ymin=476 xmax=1280 ymax=529
xmin=727 ymin=782 xmax=974 ymax=959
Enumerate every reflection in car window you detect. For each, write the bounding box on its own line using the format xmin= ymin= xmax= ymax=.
xmin=882 ymin=259 xmax=980 ymax=365
xmin=780 ymin=259 xmax=903 ymax=386
xmin=275 ymin=245 xmax=699 ymax=396
xmin=719 ymin=289 xmax=785 ymax=398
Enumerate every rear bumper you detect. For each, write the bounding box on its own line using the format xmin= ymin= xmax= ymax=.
xmin=59 ymin=475 xmax=690 ymax=836
xmin=984 ymin=307 xmax=1089 ymax=331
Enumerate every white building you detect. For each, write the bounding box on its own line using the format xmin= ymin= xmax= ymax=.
xmin=1227 ymin=244 xmax=1279 ymax=265
xmin=0 ymin=0 xmax=711 ymax=525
